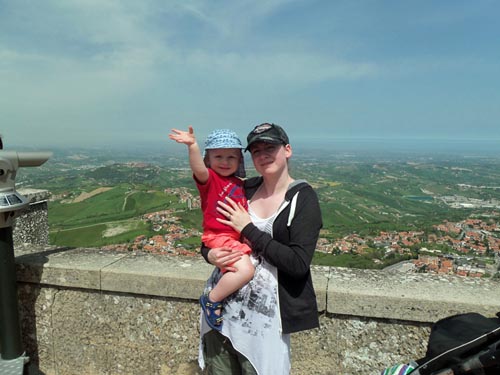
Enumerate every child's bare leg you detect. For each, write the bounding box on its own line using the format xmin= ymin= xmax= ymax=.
xmin=209 ymin=254 xmax=254 ymax=302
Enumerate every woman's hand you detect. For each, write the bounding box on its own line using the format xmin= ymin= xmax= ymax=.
xmin=207 ymin=247 xmax=241 ymax=272
xmin=216 ymin=197 xmax=252 ymax=233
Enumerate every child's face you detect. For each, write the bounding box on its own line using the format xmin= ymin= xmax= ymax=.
xmin=206 ymin=148 xmax=242 ymax=177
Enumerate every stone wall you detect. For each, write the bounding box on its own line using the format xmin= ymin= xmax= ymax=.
xmin=12 ymin=189 xmax=50 ymax=247
xmin=13 ymin=246 xmax=500 ymax=375
xmin=8 ymin=191 xmax=500 ymax=374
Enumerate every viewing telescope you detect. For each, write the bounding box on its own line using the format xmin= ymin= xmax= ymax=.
xmin=0 ymin=147 xmax=52 ymax=374
xmin=0 ymin=151 xmax=52 ymax=227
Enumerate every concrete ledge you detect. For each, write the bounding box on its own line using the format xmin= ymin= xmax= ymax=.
xmin=16 ymin=247 xmax=128 ymax=290
xmin=101 ymin=252 xmax=214 ymax=299
xmin=311 ymin=266 xmax=329 ymax=312
xmin=17 ymin=188 xmax=51 ymax=204
xmin=14 ymin=246 xmax=500 ymax=324
xmin=327 ymin=267 xmax=500 ymax=322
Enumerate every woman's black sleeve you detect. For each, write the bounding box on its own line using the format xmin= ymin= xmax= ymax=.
xmin=200 ymin=243 xmax=211 ymax=263
xmin=241 ymin=186 xmax=322 ymax=278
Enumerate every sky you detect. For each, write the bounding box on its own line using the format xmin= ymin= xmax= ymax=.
xmin=1 ymin=0 xmax=500 ymax=150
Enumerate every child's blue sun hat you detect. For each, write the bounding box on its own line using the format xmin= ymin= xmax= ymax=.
xmin=204 ymin=129 xmax=244 ymax=151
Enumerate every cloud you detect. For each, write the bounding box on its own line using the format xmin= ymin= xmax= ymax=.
xmin=1 ymin=0 xmax=376 ymax=114
xmin=182 ymin=50 xmax=376 ymax=86
xmin=2 ymin=0 xmax=499 ymax=147
xmin=1 ymin=2 xmax=168 ymax=115
xmin=175 ymin=0 xmax=297 ymax=36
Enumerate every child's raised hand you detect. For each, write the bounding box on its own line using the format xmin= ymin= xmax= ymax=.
xmin=169 ymin=126 xmax=196 ymax=145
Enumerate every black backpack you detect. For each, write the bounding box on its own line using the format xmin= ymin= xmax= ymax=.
xmin=412 ymin=312 xmax=500 ymax=375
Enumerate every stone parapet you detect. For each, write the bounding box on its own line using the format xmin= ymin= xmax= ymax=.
xmin=12 ymin=189 xmax=50 ymax=247
xmin=325 ymin=266 xmax=500 ymax=322
xmin=12 ymin=246 xmax=500 ymax=375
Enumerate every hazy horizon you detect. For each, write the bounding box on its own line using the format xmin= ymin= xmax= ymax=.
xmin=2 ymin=1 xmax=500 ymax=149
xmin=5 ymin=137 xmax=500 ymax=158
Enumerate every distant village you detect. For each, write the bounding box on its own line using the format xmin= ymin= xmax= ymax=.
xmin=319 ymin=216 xmax=500 ymax=278
xmin=102 ymin=188 xmax=500 ymax=278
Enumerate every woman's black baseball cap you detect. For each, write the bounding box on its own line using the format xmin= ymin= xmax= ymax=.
xmin=245 ymin=123 xmax=290 ymax=151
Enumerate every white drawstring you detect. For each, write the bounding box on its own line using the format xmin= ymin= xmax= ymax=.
xmin=287 ymin=192 xmax=299 ymax=227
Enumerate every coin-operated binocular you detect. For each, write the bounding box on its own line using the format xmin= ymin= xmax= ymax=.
xmin=0 ymin=149 xmax=52 ymax=373
xmin=0 ymin=151 xmax=52 ymax=227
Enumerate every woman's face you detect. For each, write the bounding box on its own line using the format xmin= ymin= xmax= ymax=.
xmin=249 ymin=142 xmax=291 ymax=176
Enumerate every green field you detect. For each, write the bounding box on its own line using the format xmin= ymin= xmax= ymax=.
xmin=49 ymin=219 xmax=152 ymax=248
xmin=49 ymin=184 xmax=185 ymax=229
xmin=47 ymin=181 xmax=197 ymax=247
xmin=17 ymin=147 xmax=500 ymax=267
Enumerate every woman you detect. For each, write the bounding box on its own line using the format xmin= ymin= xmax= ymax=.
xmin=199 ymin=123 xmax=323 ymax=374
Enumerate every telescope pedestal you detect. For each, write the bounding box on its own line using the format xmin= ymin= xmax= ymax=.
xmin=0 ymin=149 xmax=52 ymax=374
xmin=0 ymin=227 xmax=28 ymax=374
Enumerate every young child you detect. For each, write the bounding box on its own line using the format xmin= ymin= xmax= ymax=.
xmin=169 ymin=126 xmax=254 ymax=331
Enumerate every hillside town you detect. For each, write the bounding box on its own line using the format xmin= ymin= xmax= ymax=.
xmin=320 ymin=216 xmax=500 ymax=277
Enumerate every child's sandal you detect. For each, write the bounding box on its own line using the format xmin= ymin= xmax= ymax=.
xmin=199 ymin=294 xmax=223 ymax=331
